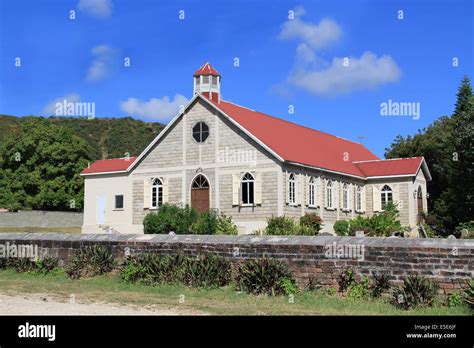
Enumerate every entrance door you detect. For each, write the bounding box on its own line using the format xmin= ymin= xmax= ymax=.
xmin=191 ymin=175 xmax=210 ymax=213
xmin=417 ymin=187 xmax=423 ymax=224
xmin=96 ymin=196 xmax=106 ymax=225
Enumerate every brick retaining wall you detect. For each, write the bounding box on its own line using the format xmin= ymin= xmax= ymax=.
xmin=0 ymin=233 xmax=472 ymax=293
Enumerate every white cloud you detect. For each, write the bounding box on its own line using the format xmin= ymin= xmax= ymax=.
xmin=86 ymin=45 xmax=116 ymax=82
xmin=42 ymin=93 xmax=81 ymax=115
xmin=279 ymin=9 xmax=341 ymax=50
xmin=120 ymin=94 xmax=189 ymax=121
xmin=77 ymin=0 xmax=113 ymax=18
xmin=289 ymin=52 xmax=401 ymax=95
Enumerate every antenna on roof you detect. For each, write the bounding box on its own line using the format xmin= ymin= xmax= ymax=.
xmin=357 ymin=136 xmax=365 ymax=144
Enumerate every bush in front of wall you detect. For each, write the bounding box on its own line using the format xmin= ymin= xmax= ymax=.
xmin=65 ymin=245 xmax=115 ymax=279
xmin=190 ymin=210 xmax=219 ymax=235
xmin=370 ymin=272 xmax=392 ymax=298
xmin=216 ymin=214 xmax=239 ymax=235
xmin=338 ymin=268 xmax=356 ymax=292
xmin=265 ymin=216 xmax=297 ymax=235
xmin=35 ymin=256 xmax=59 ymax=275
xmin=235 ymin=258 xmax=296 ymax=296
xmin=143 ymin=203 xmax=198 ymax=234
xmin=333 ymin=220 xmax=350 ymax=236
xmin=181 ymin=254 xmax=232 ymax=288
xmin=463 ymin=279 xmax=474 ymax=309
xmin=300 ymin=213 xmax=323 ymax=235
xmin=392 ymin=275 xmax=439 ymax=310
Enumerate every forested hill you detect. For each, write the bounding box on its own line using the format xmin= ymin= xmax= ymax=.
xmin=0 ymin=115 xmax=165 ymax=160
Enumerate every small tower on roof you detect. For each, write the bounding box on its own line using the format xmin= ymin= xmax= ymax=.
xmin=193 ymin=62 xmax=221 ymax=103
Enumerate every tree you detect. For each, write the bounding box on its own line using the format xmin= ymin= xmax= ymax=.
xmin=385 ymin=76 xmax=473 ymax=234
xmin=0 ymin=118 xmax=93 ymax=211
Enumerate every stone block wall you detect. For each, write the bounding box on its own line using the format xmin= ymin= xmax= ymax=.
xmin=0 ymin=233 xmax=471 ymax=293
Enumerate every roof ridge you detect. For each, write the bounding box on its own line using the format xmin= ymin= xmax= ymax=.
xmin=220 ymin=99 xmax=372 ymax=149
xmin=353 ymin=156 xmax=422 ymax=164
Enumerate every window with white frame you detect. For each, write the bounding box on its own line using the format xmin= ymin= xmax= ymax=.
xmin=342 ymin=183 xmax=349 ymax=209
xmin=356 ymin=186 xmax=362 ymax=211
xmin=289 ymin=173 xmax=296 ymax=205
xmin=151 ymin=178 xmax=163 ymax=208
xmin=381 ymin=185 xmax=393 ymax=209
xmin=241 ymin=172 xmax=255 ymax=205
xmin=326 ymin=180 xmax=333 ymax=208
xmin=308 ymin=176 xmax=315 ymax=206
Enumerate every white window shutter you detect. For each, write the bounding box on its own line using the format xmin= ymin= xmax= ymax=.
xmin=373 ymin=185 xmax=381 ymax=212
xmin=296 ymin=174 xmax=302 ymax=206
xmin=285 ymin=172 xmax=290 ymax=204
xmin=349 ymin=184 xmax=353 ymax=210
xmin=162 ymin=177 xmax=169 ymax=204
xmin=323 ymin=179 xmax=328 ymax=208
xmin=392 ymin=183 xmax=399 ymax=207
xmin=316 ymin=177 xmax=322 ymax=207
xmin=143 ymin=178 xmax=151 ymax=209
xmin=362 ymin=186 xmax=366 ymax=212
xmin=333 ymin=181 xmax=338 ymax=209
xmin=254 ymin=172 xmax=262 ymax=205
xmin=232 ymin=174 xmax=240 ymax=206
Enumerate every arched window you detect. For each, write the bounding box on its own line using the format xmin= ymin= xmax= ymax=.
xmin=342 ymin=183 xmax=349 ymax=209
xmin=326 ymin=180 xmax=333 ymax=208
xmin=151 ymin=178 xmax=163 ymax=208
xmin=289 ymin=173 xmax=296 ymax=205
xmin=241 ymin=172 xmax=255 ymax=205
xmin=381 ymin=185 xmax=393 ymax=209
xmin=192 ymin=174 xmax=209 ymax=188
xmin=308 ymin=177 xmax=316 ymax=206
xmin=356 ymin=186 xmax=362 ymax=211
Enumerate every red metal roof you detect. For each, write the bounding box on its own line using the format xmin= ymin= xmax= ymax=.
xmin=353 ymin=157 xmax=423 ymax=177
xmin=81 ymin=157 xmax=136 ymax=175
xmin=193 ymin=62 xmax=220 ymax=77
xmin=209 ymin=99 xmax=380 ymax=177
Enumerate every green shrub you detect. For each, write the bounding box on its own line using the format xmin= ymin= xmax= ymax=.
xmin=347 ymin=202 xmax=403 ymax=237
xmin=371 ymin=273 xmax=391 ymax=298
xmin=333 ymin=220 xmax=350 ymax=236
xmin=463 ymin=279 xmax=474 ymax=309
xmin=216 ymin=214 xmax=239 ymax=235
xmin=120 ymin=253 xmax=231 ymax=288
xmin=447 ymin=290 xmax=463 ymax=307
xmin=10 ymin=258 xmax=36 ymax=273
xmin=236 ymin=258 xmax=296 ymax=296
xmin=305 ymin=276 xmax=322 ymax=291
xmin=144 ymin=204 xmax=198 ymax=234
xmin=181 ymin=254 xmax=232 ymax=288
xmin=265 ymin=216 xmax=297 ymax=235
xmin=35 ymin=256 xmax=59 ymax=275
xmin=65 ymin=246 xmax=115 ymax=279
xmin=191 ymin=210 xmax=219 ymax=235
xmin=338 ymin=268 xmax=356 ymax=292
xmin=300 ymin=213 xmax=323 ymax=235
xmin=280 ymin=277 xmax=299 ymax=296
xmin=347 ymin=276 xmax=371 ymax=300
xmin=392 ymin=276 xmax=439 ymax=310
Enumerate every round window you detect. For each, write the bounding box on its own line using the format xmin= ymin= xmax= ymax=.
xmin=192 ymin=122 xmax=209 ymax=143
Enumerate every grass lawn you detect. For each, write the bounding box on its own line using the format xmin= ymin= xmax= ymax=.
xmin=0 ymin=269 xmax=470 ymax=315
xmin=0 ymin=227 xmax=81 ymax=233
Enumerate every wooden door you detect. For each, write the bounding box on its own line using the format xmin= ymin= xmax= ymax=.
xmin=417 ymin=187 xmax=423 ymax=224
xmin=191 ymin=188 xmax=210 ymax=213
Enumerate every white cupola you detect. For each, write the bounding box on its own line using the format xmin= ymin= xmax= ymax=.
xmin=193 ymin=62 xmax=221 ymax=103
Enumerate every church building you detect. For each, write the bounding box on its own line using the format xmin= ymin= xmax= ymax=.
xmin=81 ymin=63 xmax=431 ymax=235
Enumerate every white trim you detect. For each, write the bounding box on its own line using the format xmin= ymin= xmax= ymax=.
xmin=286 ymin=161 xmax=366 ymax=180
xmin=366 ymin=174 xmax=415 ymax=179
xmin=81 ymin=170 xmax=128 ymax=176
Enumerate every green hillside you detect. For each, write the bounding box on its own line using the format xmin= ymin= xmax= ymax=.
xmin=0 ymin=115 xmax=165 ymax=160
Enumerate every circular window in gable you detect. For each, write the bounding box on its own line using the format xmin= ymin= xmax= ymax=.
xmin=192 ymin=122 xmax=209 ymax=143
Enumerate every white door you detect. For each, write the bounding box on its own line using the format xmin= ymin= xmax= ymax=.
xmin=96 ymin=196 xmax=106 ymax=225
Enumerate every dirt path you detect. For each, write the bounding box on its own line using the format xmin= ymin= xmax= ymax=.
xmin=0 ymin=293 xmax=208 ymax=315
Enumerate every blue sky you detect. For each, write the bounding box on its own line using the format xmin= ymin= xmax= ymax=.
xmin=0 ymin=0 xmax=472 ymax=157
